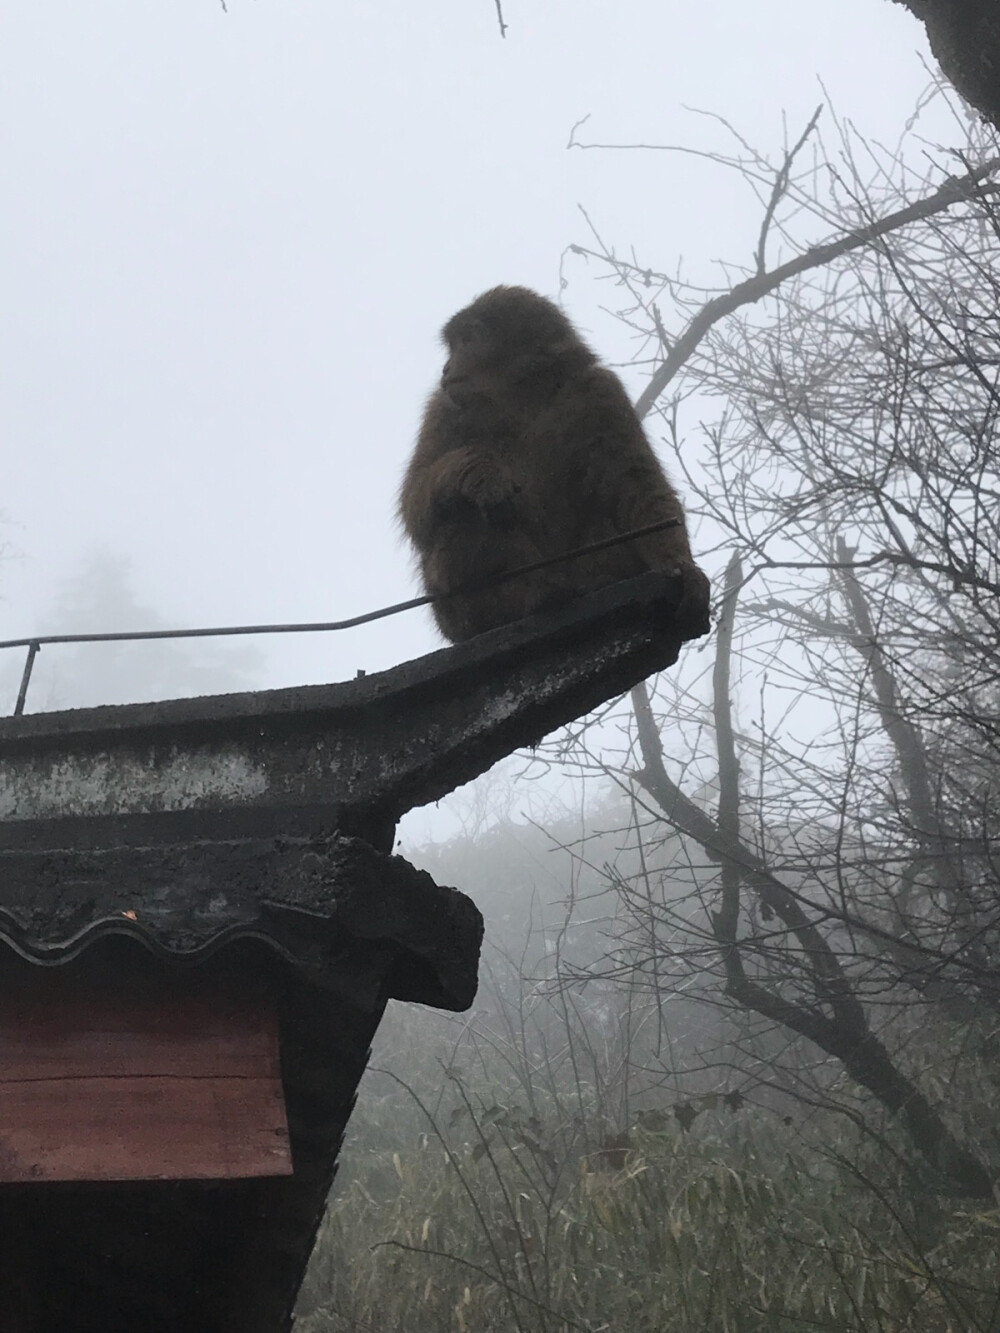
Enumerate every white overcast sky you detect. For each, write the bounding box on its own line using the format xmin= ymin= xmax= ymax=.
xmin=2 ymin=0 xmax=938 ymax=711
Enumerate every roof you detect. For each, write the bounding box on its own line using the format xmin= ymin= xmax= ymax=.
xmin=0 ymin=569 xmax=708 ymax=1329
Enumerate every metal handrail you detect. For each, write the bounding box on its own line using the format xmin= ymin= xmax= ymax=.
xmin=2 ymin=518 xmax=684 ymax=715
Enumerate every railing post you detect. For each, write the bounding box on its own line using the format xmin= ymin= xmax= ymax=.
xmin=13 ymin=642 xmax=39 ymax=717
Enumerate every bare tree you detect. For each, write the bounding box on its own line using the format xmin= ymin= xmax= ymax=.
xmin=552 ymin=99 xmax=1000 ymax=1195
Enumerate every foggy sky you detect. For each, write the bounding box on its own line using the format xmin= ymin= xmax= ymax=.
xmin=2 ymin=0 xmax=936 ymax=716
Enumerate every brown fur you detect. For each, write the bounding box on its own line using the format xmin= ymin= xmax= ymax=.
xmin=399 ymin=285 xmax=707 ymax=642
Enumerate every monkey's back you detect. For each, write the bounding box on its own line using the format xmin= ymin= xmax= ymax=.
xmin=510 ymin=364 xmax=692 ymax=592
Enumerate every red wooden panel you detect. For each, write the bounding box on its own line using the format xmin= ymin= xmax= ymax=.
xmin=0 ymin=1076 xmax=291 ymax=1181
xmin=0 ymin=962 xmax=293 ymax=1182
xmin=0 ymin=989 xmax=281 ymax=1081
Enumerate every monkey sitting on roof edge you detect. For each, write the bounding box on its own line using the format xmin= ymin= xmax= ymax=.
xmin=398 ymin=284 xmax=709 ymax=644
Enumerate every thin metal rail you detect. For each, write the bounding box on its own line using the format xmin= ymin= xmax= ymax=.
xmin=2 ymin=518 xmax=683 ymax=715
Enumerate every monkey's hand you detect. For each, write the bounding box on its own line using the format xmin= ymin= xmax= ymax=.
xmin=433 ymin=447 xmax=518 ymax=514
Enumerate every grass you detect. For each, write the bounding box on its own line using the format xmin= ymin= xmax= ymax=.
xmin=296 ymin=1010 xmax=1000 ymax=1333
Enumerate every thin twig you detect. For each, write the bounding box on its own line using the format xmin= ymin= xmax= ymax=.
xmin=754 ymin=105 xmax=823 ymax=275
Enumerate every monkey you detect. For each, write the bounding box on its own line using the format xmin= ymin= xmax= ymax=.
xmin=398 ymin=284 xmax=709 ymax=643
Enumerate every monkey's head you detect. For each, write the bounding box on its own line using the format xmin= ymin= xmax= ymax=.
xmin=440 ymin=285 xmax=594 ymax=404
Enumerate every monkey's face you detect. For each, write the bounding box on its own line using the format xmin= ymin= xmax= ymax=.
xmin=440 ymin=317 xmax=494 ymax=403
xmin=438 ymin=286 xmax=596 ymax=411
xmin=441 ymin=310 xmax=564 ymax=406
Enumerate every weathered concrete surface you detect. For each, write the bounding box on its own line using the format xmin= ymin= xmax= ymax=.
xmin=0 ymin=570 xmax=702 ymax=850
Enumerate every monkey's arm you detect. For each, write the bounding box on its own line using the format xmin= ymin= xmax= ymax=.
xmin=400 ymin=398 xmax=519 ymax=547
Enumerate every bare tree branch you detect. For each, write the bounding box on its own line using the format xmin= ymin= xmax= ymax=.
xmin=633 ymin=157 xmax=1000 ymax=420
xmin=628 ymin=659 xmax=993 ymax=1196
